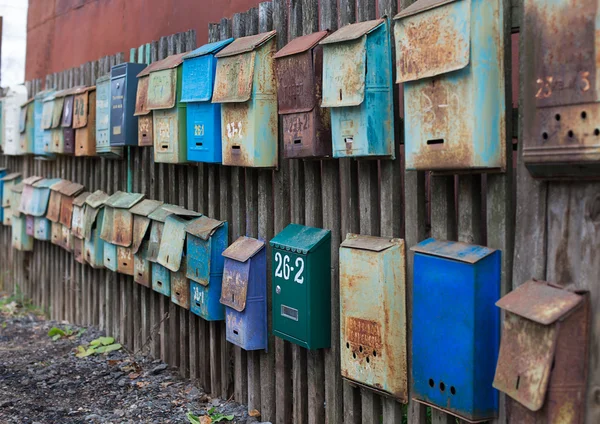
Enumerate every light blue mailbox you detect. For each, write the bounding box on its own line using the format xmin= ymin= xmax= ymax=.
xmin=30 ymin=178 xmax=61 ymax=241
xmin=411 ymin=238 xmax=501 ymax=422
xmin=220 ymin=236 xmax=267 ymax=350
xmin=320 ymin=18 xmax=395 ymax=159
xmin=394 ymin=0 xmax=506 ymax=172
xmin=185 ymin=216 xmax=228 ymax=321
xmin=182 ymin=38 xmax=234 ymax=164
xmin=83 ymin=190 xmax=109 ymax=268
xmin=34 ymin=90 xmax=55 ymax=157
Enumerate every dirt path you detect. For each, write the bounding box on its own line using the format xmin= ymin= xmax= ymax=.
xmin=0 ymin=298 xmax=262 ymax=424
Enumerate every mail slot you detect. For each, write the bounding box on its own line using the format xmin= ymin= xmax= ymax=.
xmin=521 ymin=1 xmax=600 ymax=178
xmin=19 ymin=98 xmax=34 ymax=154
xmin=213 ymin=31 xmax=278 ymax=168
xmin=321 ymin=19 xmax=395 ymax=159
xmin=146 ymin=204 xmax=179 ymax=296
xmin=110 ymin=63 xmax=145 ymax=146
xmin=138 ymin=53 xmax=188 ymax=163
xmin=276 ymin=30 xmax=331 ymax=159
xmin=12 ymin=214 xmax=33 ymax=252
xmin=221 ymin=236 xmax=266 ymax=350
xmin=270 ymin=223 xmax=331 ymax=349
xmin=395 ymin=0 xmax=506 ymax=172
xmin=185 ymin=216 xmax=228 ymax=321
xmin=96 ymin=74 xmax=123 ymax=158
xmin=83 ymin=190 xmax=109 ymax=268
xmin=2 ymin=85 xmax=28 ymax=155
xmin=34 ymin=90 xmax=55 ymax=157
xmin=134 ymin=69 xmax=153 ymax=147
xmin=73 ymin=86 xmax=97 ymax=156
xmin=30 ymin=178 xmax=62 ymax=240
xmin=493 ymin=280 xmax=590 ymax=424
xmin=100 ymin=191 xmax=145 ymax=273
xmin=182 ymin=38 xmax=234 ymax=163
xmin=130 ymin=199 xmax=163 ymax=287
xmin=71 ymin=191 xmax=90 ymax=264
xmin=411 ymin=238 xmax=501 ymax=422
xmin=340 ymin=234 xmax=407 ymax=401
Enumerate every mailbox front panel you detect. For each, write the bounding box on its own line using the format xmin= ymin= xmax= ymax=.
xmin=20 ymin=103 xmax=35 ymax=154
xmin=186 ymin=225 xmax=227 ymax=286
xmin=12 ymin=215 xmax=33 ymax=251
xmin=186 ymin=102 xmax=222 ymax=163
xmin=73 ymin=237 xmax=85 ymax=264
xmin=412 ymin=251 xmax=500 ymax=421
xmin=171 ymin=261 xmax=190 ymax=309
xmin=51 ymin=221 xmax=61 ymax=245
xmin=117 ymin=247 xmax=135 ymax=276
xmin=138 ymin=115 xmax=153 ymax=147
xmin=134 ymin=247 xmax=152 ymax=287
xmin=34 ymin=217 xmax=51 ymax=241
xmin=153 ymin=107 xmax=187 ymax=164
xmin=75 ymin=91 xmax=96 ymax=156
xmin=25 ymin=215 xmax=35 ymax=236
xmin=190 ymin=277 xmax=225 ymax=321
xmin=84 ymin=213 xmax=105 ymax=269
xmin=96 ymin=76 xmax=123 ymax=158
xmin=111 ymin=63 xmax=145 ymax=146
xmin=34 ymin=96 xmax=51 ymax=156
xmin=110 ymin=74 xmax=127 ymax=145
xmin=103 ymin=242 xmax=118 ymax=272
xmin=152 ymin=263 xmax=171 ymax=297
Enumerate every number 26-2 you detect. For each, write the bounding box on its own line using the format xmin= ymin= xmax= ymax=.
xmin=274 ymin=252 xmax=305 ymax=284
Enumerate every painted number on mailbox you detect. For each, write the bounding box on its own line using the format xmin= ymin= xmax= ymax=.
xmin=227 ymin=122 xmax=243 ymax=139
xmin=192 ymin=285 xmax=204 ymax=304
xmin=274 ymin=252 xmax=304 ymax=284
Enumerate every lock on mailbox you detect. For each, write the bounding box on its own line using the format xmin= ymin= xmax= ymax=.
xmin=19 ymin=98 xmax=34 ymax=154
xmin=270 ymin=223 xmax=331 ymax=349
xmin=1 ymin=172 xmax=22 ymax=226
xmin=156 ymin=205 xmax=202 ymax=308
xmin=213 ymin=31 xmax=278 ymax=168
xmin=129 ymin=199 xmax=163 ymax=287
xmin=146 ymin=205 xmax=177 ymax=296
xmin=340 ymin=234 xmax=407 ymax=401
xmin=321 ymin=19 xmax=395 ymax=159
xmin=96 ymin=74 xmax=123 ymax=158
xmin=522 ymin=1 xmax=600 ymax=178
xmin=100 ymin=191 xmax=145 ymax=274
xmin=11 ymin=183 xmax=33 ymax=251
xmin=411 ymin=238 xmax=501 ymax=422
xmin=137 ymin=53 xmax=188 ymax=163
xmin=395 ymin=0 xmax=506 ymax=172
xmin=73 ymin=86 xmax=97 ymax=157
xmin=34 ymin=90 xmax=55 ymax=157
xmin=185 ymin=216 xmax=228 ymax=321
xmin=221 ymin=236 xmax=266 ymax=349
xmin=493 ymin=280 xmax=590 ymax=424
xmin=181 ymin=38 xmax=234 ymax=164
xmin=71 ymin=191 xmax=91 ymax=263
xmin=110 ymin=63 xmax=146 ymax=147
xmin=30 ymin=178 xmax=62 ymax=241
xmin=275 ymin=30 xmax=331 ymax=159
xmin=83 ymin=190 xmax=109 ymax=268
xmin=3 ymin=85 xmax=28 ymax=155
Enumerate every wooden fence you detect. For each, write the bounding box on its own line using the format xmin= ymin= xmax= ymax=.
xmin=0 ymin=0 xmax=525 ymax=423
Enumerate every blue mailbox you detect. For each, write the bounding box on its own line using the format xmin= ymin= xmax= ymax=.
xmin=0 ymin=167 xmax=6 ymax=222
xmin=185 ymin=216 xmax=228 ymax=321
xmin=34 ymin=90 xmax=55 ymax=157
xmin=320 ymin=18 xmax=395 ymax=159
xmin=83 ymin=190 xmax=109 ymax=268
xmin=394 ymin=0 xmax=506 ymax=172
xmin=110 ymin=62 xmax=146 ymax=146
xmin=220 ymin=236 xmax=267 ymax=350
xmin=182 ymin=38 xmax=234 ymax=163
xmin=411 ymin=238 xmax=501 ymax=422
xmin=30 ymin=178 xmax=61 ymax=240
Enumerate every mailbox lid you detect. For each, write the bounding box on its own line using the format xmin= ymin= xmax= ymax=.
xmin=275 ymin=31 xmax=329 ymax=115
xmin=20 ymin=98 xmax=33 ymax=133
xmin=185 ymin=215 xmax=225 ymax=240
xmin=58 ymin=181 xmax=84 ymax=198
xmin=270 ymin=223 xmax=331 ymax=254
xmin=157 ymin=214 xmax=201 ymax=272
xmin=51 ymin=95 xmax=65 ymax=129
xmin=85 ymin=190 xmax=110 ymax=209
xmin=320 ymin=19 xmax=384 ymax=108
xmin=73 ymin=87 xmax=95 ymax=129
xmin=161 ymin=204 xmax=202 ymax=218
xmin=410 ymin=237 xmax=497 ymax=264
xmin=340 ymin=233 xmax=398 ymax=251
xmin=134 ymin=76 xmax=150 ymax=117
xmin=42 ymin=95 xmax=55 ymax=130
xmin=182 ymin=38 xmax=234 ymax=103
xmin=0 ymin=172 xmax=22 ymax=183
xmin=30 ymin=178 xmax=62 ymax=217
xmin=130 ymin=199 xmax=163 ymax=217
xmin=221 ymin=236 xmax=265 ymax=311
xmin=493 ymin=280 xmax=585 ymax=412
xmin=148 ymin=204 xmax=178 ymax=223
xmin=140 ymin=53 xmax=186 ymax=110
xmin=223 ymin=236 xmax=265 ymax=263
xmin=394 ymin=0 xmax=470 ymax=83
xmin=104 ymin=191 xmax=145 ymax=209
xmin=83 ymin=192 xmax=108 ymax=239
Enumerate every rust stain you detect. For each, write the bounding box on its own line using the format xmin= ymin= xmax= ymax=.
xmin=220 ymin=268 xmax=248 ymax=312
xmin=113 ymin=210 xmax=134 ymax=247
xmin=171 ymin=263 xmax=190 ymax=310
xmin=117 ymin=247 xmax=135 ymax=276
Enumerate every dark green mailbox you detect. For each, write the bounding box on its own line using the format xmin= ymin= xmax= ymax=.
xmin=270 ymin=223 xmax=331 ymax=350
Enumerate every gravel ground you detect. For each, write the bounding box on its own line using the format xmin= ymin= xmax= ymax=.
xmin=0 ymin=298 xmax=267 ymax=424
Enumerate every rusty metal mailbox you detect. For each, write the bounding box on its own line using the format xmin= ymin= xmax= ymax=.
xmin=395 ymin=0 xmax=506 ymax=172
xmin=521 ymin=1 xmax=600 ymax=178
xmin=34 ymin=90 xmax=55 ymax=157
xmin=156 ymin=206 xmax=202 ymax=308
xmin=49 ymin=89 xmax=66 ymax=154
xmin=11 ymin=212 xmax=33 ymax=252
xmin=134 ymin=67 xmax=153 ymax=147
xmin=74 ymin=86 xmax=97 ymax=157
xmin=18 ymin=176 xmax=42 ymax=237
xmin=213 ymin=31 xmax=278 ymax=168
xmin=3 ymin=85 xmax=28 ymax=155
xmin=276 ymin=30 xmax=331 ymax=159
xmin=221 ymin=236 xmax=266 ymax=350
xmin=271 ymin=223 xmax=331 ymax=349
xmin=493 ymin=280 xmax=590 ymax=424
xmin=96 ymin=74 xmax=123 ymax=158
xmin=146 ymin=205 xmax=176 ymax=296
xmin=71 ymin=191 xmax=91 ymax=263
xmin=411 ymin=238 xmax=501 ymax=422
xmin=129 ymin=199 xmax=163 ymax=287
xmin=61 ymin=87 xmax=86 ymax=155
xmin=30 ymin=178 xmax=62 ymax=241
xmin=45 ymin=179 xmax=68 ymax=227
xmin=41 ymin=92 xmax=57 ymax=154
xmin=83 ymin=190 xmax=109 ymax=268
xmin=138 ymin=53 xmax=188 ymax=164
xmin=19 ymin=98 xmax=34 ymax=154
xmin=100 ymin=191 xmax=145 ymax=274
xmin=110 ymin=62 xmax=146 ymax=146
xmin=321 ymin=19 xmax=395 ymax=159
xmin=57 ymin=182 xmax=84 ymax=251
xmin=340 ymin=234 xmax=407 ymax=401
xmin=185 ymin=216 xmax=228 ymax=321
xmin=182 ymin=38 xmax=234 ymax=164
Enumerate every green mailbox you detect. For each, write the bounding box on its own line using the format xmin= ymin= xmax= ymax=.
xmin=270 ymin=223 xmax=331 ymax=350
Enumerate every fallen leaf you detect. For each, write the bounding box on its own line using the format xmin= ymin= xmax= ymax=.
xmin=107 ymin=360 xmax=120 ymax=367
xmin=136 ymin=381 xmax=150 ymax=388
xmin=200 ymin=416 xmax=212 ymax=424
xmin=128 ymin=372 xmax=140 ymax=379
xmin=248 ymin=409 xmax=261 ymax=417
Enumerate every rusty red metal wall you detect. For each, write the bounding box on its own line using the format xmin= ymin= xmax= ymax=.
xmin=25 ymin=0 xmax=264 ymax=81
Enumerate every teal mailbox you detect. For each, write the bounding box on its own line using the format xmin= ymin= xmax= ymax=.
xmin=83 ymin=190 xmax=109 ymax=268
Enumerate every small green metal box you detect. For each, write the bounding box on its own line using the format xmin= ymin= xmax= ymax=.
xmin=270 ymin=223 xmax=331 ymax=350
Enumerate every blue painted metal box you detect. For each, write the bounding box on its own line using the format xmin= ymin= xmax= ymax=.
xmin=95 ymin=74 xmax=123 ymax=158
xmin=185 ymin=216 xmax=228 ymax=321
xmin=182 ymin=38 xmax=234 ymax=164
xmin=30 ymin=178 xmax=62 ymax=241
xmin=411 ymin=238 xmax=501 ymax=422
xmin=320 ymin=19 xmax=395 ymax=159
xmin=221 ymin=236 xmax=267 ymax=350
xmin=110 ymin=62 xmax=146 ymax=146
xmin=34 ymin=90 xmax=55 ymax=158
xmin=394 ymin=0 xmax=506 ymax=172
